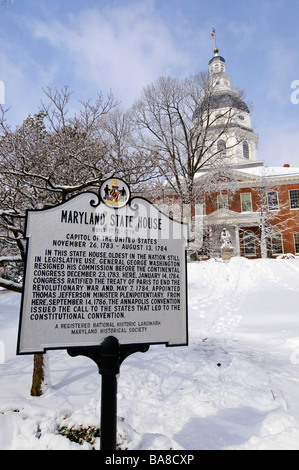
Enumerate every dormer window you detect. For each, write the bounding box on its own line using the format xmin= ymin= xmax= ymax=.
xmin=241 ymin=193 xmax=252 ymax=212
xmin=217 ymin=140 xmax=226 ymax=157
xmin=243 ymin=141 xmax=249 ymax=159
xmin=217 ymin=194 xmax=228 ymax=210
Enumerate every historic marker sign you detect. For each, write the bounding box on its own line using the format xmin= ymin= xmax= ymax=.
xmin=17 ymin=178 xmax=189 ymax=355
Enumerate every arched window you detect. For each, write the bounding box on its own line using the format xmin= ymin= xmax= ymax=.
xmin=243 ymin=141 xmax=249 ymax=159
xmin=244 ymin=230 xmax=256 ymax=256
xmin=217 ymin=140 xmax=226 ymax=157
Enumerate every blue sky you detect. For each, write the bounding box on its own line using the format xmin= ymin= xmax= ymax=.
xmin=0 ymin=0 xmax=299 ymax=167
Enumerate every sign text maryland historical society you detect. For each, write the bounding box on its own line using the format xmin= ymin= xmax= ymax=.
xmin=17 ymin=178 xmax=189 ymax=354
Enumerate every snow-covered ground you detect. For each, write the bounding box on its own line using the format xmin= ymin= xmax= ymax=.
xmin=1 ymin=257 xmax=299 ymax=450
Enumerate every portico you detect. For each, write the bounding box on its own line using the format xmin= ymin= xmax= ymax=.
xmin=199 ymin=208 xmax=261 ymax=258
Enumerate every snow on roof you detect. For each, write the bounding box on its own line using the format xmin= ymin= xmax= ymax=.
xmin=237 ymin=166 xmax=299 ymax=178
xmin=194 ymin=165 xmax=299 ymax=184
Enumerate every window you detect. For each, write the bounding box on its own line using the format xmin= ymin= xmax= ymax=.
xmin=290 ymin=189 xmax=299 ymax=209
xmin=243 ymin=141 xmax=249 ymax=159
xmin=271 ymin=234 xmax=283 ymax=255
xmin=244 ymin=231 xmax=256 ymax=256
xmin=217 ymin=194 xmax=228 ymax=210
xmin=267 ymin=191 xmax=279 ymax=211
xmin=217 ymin=140 xmax=226 ymax=156
xmin=294 ymin=233 xmax=299 ymax=254
xmin=195 ymin=203 xmax=206 ymax=216
xmin=240 ymin=193 xmax=252 ymax=212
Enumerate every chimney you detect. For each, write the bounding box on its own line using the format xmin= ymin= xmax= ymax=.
xmin=284 ymin=164 xmax=290 ymax=167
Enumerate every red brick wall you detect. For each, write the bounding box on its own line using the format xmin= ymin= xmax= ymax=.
xmin=153 ymin=178 xmax=299 ymax=257
xmin=205 ymin=182 xmax=299 ymax=256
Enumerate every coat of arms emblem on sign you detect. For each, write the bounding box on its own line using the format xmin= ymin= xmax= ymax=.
xmin=100 ymin=178 xmax=130 ymax=209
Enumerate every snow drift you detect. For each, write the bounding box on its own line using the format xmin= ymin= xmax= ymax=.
xmin=1 ymin=257 xmax=299 ymax=450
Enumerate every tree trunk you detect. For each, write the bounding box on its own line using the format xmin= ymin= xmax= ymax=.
xmin=260 ymin=224 xmax=268 ymax=259
xmin=30 ymin=353 xmax=50 ymax=397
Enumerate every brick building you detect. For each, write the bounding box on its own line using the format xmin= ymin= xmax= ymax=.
xmin=197 ymin=49 xmax=299 ymax=258
xmin=158 ymin=48 xmax=299 ymax=259
xmin=195 ymin=165 xmax=299 ymax=258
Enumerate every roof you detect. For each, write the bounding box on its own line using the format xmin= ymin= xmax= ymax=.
xmin=209 ymin=55 xmax=226 ymax=65
xmin=194 ymin=91 xmax=250 ymax=119
xmin=237 ymin=166 xmax=299 ymax=178
xmin=194 ymin=165 xmax=299 ymax=185
xmin=210 ymin=92 xmax=250 ymax=113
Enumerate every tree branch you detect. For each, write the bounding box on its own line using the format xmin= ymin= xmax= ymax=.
xmin=0 ymin=278 xmax=22 ymax=293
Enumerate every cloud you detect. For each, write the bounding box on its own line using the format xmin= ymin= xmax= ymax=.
xmin=259 ymin=121 xmax=299 ymax=167
xmin=31 ymin=3 xmax=189 ymax=106
xmin=264 ymin=42 xmax=299 ymax=108
xmin=0 ymin=25 xmax=59 ymax=125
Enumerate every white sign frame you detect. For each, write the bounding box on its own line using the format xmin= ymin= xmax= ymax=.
xmin=17 ymin=182 xmax=189 ymax=355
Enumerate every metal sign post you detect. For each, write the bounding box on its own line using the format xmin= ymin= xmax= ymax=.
xmin=67 ymin=336 xmax=149 ymax=450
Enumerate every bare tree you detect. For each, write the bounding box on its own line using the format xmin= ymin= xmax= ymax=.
xmin=100 ymin=107 xmax=160 ymax=192
xmin=131 ymin=72 xmax=248 ymax=237
xmin=0 ymin=87 xmax=155 ymax=395
xmin=1 ymin=0 xmax=14 ymax=7
xmin=0 ymin=88 xmax=120 ymax=282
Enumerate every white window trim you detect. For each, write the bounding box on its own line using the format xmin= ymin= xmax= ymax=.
xmin=195 ymin=203 xmax=206 ymax=216
xmin=217 ymin=139 xmax=227 ymax=157
xmin=243 ymin=141 xmax=250 ymax=159
xmin=243 ymin=230 xmax=256 ymax=256
xmin=217 ymin=194 xmax=228 ymax=210
xmin=294 ymin=233 xmax=299 ymax=254
xmin=271 ymin=233 xmax=283 ymax=256
xmin=240 ymin=193 xmax=252 ymax=212
xmin=289 ymin=189 xmax=299 ymax=210
xmin=267 ymin=190 xmax=279 ymax=211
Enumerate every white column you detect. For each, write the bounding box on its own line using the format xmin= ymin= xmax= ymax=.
xmin=234 ymin=225 xmax=241 ymax=256
xmin=260 ymin=224 xmax=268 ymax=258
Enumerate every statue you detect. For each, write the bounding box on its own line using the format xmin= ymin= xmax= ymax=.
xmin=221 ymin=228 xmax=232 ymax=249
xmin=221 ymin=228 xmax=233 ymax=259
